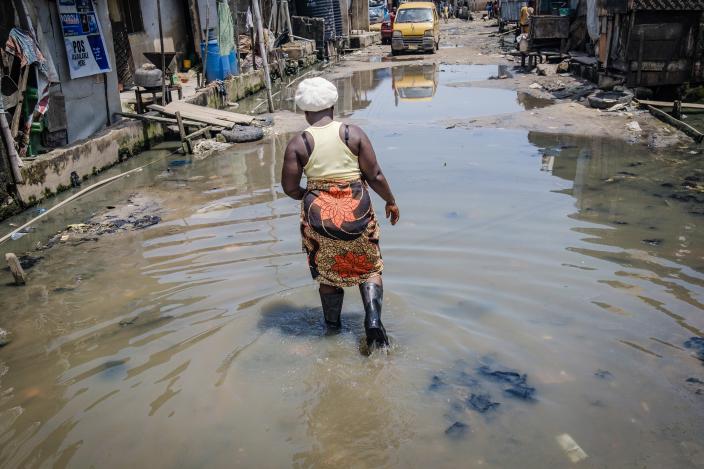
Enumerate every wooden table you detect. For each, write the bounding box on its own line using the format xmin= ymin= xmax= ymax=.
xmin=134 ymin=84 xmax=183 ymax=114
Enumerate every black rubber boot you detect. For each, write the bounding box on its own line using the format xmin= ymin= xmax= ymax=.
xmin=360 ymin=282 xmax=389 ymax=348
xmin=320 ymin=287 xmax=344 ymax=330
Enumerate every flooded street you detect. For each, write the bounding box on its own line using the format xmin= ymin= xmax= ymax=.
xmin=1 ymin=63 xmax=704 ymax=468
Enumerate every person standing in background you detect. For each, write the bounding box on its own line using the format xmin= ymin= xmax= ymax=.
xmin=519 ymin=0 xmax=534 ymax=33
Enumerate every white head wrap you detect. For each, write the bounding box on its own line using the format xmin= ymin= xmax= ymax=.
xmin=295 ymin=77 xmax=338 ymax=112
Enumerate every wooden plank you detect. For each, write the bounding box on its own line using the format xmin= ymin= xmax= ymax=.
xmin=115 ymin=111 xmax=212 ymax=128
xmin=148 ymin=104 xmax=234 ymax=128
xmin=185 ymin=126 xmax=213 ymax=140
xmin=5 ymin=253 xmax=26 ymax=285
xmin=175 ymin=111 xmax=192 ymax=154
xmin=10 ymin=66 xmax=29 ymax=137
xmin=164 ymin=101 xmax=256 ymax=124
xmin=0 ymin=107 xmax=23 ymax=184
xmin=637 ymin=99 xmax=704 ymax=110
xmin=646 ymin=104 xmax=704 ymax=143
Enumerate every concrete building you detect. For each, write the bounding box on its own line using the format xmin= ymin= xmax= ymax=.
xmin=1 ymin=0 xmax=122 ymax=145
xmin=0 ymin=0 xmax=145 ymax=216
xmin=107 ymin=0 xmax=199 ymax=88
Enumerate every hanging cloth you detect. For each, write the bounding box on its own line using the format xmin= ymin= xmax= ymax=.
xmin=586 ymin=0 xmax=599 ymax=42
xmin=246 ymin=7 xmax=254 ymax=30
xmin=218 ymin=1 xmax=236 ymax=55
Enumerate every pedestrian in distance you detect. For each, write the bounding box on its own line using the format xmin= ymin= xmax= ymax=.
xmin=282 ymin=77 xmax=400 ymax=350
xmin=519 ymin=0 xmax=534 ymax=34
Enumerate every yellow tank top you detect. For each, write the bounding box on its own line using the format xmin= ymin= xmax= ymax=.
xmin=303 ymin=121 xmax=362 ymax=181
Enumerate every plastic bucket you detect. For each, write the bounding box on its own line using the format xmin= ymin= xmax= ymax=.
xmin=200 ymin=40 xmax=224 ymax=81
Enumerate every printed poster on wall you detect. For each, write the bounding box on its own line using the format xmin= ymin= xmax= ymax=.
xmin=57 ymin=0 xmax=112 ymax=79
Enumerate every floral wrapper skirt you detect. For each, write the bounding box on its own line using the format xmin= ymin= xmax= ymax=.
xmin=301 ymin=178 xmax=383 ymax=287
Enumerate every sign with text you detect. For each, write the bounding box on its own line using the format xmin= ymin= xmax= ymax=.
xmin=57 ymin=0 xmax=112 ymax=79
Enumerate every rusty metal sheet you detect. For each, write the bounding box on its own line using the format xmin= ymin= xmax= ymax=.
xmin=500 ymin=0 xmax=523 ymax=22
xmin=530 ymin=15 xmax=569 ymax=39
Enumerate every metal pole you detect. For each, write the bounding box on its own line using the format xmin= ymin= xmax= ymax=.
xmin=202 ymin=2 xmax=211 ymax=86
xmin=284 ymin=0 xmax=293 ymax=36
xmin=230 ymin=0 xmax=241 ymax=73
xmin=252 ymin=0 xmax=275 ymax=112
xmin=157 ymin=0 xmax=167 ymax=103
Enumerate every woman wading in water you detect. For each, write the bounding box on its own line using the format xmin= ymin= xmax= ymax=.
xmin=282 ymin=77 xmax=400 ymax=349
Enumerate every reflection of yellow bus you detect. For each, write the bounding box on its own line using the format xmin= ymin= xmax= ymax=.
xmin=392 ymin=64 xmax=438 ymax=104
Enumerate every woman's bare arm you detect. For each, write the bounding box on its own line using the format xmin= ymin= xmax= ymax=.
xmin=348 ymin=125 xmax=400 ymax=225
xmin=282 ymin=137 xmax=306 ymax=200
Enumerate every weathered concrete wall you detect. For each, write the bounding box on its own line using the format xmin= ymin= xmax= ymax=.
xmin=17 ymin=120 xmax=163 ymax=205
xmin=127 ymin=0 xmax=192 ymax=70
xmin=33 ymin=0 xmax=123 ymax=144
xmin=292 ymin=16 xmax=326 ymax=51
xmin=349 ymin=0 xmax=370 ymax=31
xmin=349 ymin=31 xmax=380 ymax=49
xmin=184 ymin=69 xmax=268 ymax=108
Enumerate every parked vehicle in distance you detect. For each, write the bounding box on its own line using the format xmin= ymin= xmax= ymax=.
xmin=391 ymin=2 xmax=439 ymax=56
xmin=369 ymin=1 xmax=388 ymax=31
xmin=381 ymin=10 xmax=396 ymax=44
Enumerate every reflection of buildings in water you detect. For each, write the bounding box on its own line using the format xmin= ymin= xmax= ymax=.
xmin=335 ymin=68 xmax=390 ymax=115
xmin=488 ymin=64 xmax=513 ymax=80
xmin=392 ymin=63 xmax=438 ymax=105
xmin=527 ymin=131 xmax=704 ymax=275
xmin=515 ymin=91 xmax=553 ymax=110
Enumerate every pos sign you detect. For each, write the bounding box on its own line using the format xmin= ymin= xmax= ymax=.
xmin=57 ymin=0 xmax=112 ymax=79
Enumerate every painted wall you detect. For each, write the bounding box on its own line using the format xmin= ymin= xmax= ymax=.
xmin=127 ymin=0 xmax=192 ymax=70
xmin=31 ymin=0 xmax=122 ymax=144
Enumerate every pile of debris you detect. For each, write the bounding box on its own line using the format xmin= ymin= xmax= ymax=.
xmin=42 ymin=194 xmax=162 ymax=249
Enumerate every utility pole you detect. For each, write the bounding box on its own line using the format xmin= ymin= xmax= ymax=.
xmin=251 ymin=0 xmax=275 ymax=112
xmin=157 ymin=0 xmax=167 ymax=103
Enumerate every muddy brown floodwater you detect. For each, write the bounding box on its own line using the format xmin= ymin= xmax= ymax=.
xmin=1 ymin=65 xmax=703 ymax=468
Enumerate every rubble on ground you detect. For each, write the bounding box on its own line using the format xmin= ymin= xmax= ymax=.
xmin=41 ymin=194 xmax=162 ymax=249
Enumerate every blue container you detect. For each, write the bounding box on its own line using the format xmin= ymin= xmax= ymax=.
xmin=200 ymin=40 xmax=224 ymax=81
xmin=228 ymin=51 xmax=239 ymax=76
xmin=220 ymin=54 xmax=231 ymax=77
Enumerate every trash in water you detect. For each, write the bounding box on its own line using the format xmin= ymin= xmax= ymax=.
xmin=642 ymin=238 xmax=663 ymax=246
xmin=594 ymin=369 xmax=613 ymax=380
xmin=35 ymin=207 xmax=47 ymax=214
xmin=0 ymin=328 xmax=12 ymax=347
xmin=168 ymin=159 xmax=190 ymax=167
xmin=467 ymin=393 xmax=500 ymax=413
xmin=556 ymin=433 xmax=588 ymax=463
xmin=504 ymin=383 xmax=536 ymax=400
xmin=70 ymin=171 xmax=81 ymax=188
xmin=686 ymin=377 xmax=703 ymax=384
xmin=429 ymin=375 xmax=446 ymax=391
xmin=477 ymin=365 xmax=525 ymax=384
xmin=626 ymin=121 xmax=642 ymax=132
xmin=445 ymin=421 xmax=469 ymax=438
xmin=684 ymin=337 xmax=704 ymax=362
xmin=193 ymin=139 xmax=231 ymax=157
xmin=456 ymin=370 xmax=479 ymax=388
xmin=10 ymin=232 xmax=26 ymax=241
xmin=478 ymin=364 xmax=536 ymax=401
xmin=429 ymin=359 xmax=537 ymax=431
